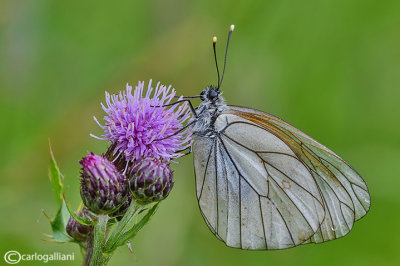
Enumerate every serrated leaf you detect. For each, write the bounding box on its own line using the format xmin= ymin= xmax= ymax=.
xmin=49 ymin=202 xmax=72 ymax=242
xmin=45 ymin=142 xmax=71 ymax=243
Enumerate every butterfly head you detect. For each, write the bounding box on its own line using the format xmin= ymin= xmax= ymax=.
xmin=200 ymin=86 xmax=220 ymax=103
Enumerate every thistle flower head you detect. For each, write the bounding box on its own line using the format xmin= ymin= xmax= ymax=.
xmin=79 ymin=152 xmax=128 ymax=214
xmin=129 ymin=157 xmax=174 ymax=204
xmin=93 ymin=80 xmax=192 ymax=162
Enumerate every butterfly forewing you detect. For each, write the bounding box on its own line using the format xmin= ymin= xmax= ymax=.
xmin=193 ymin=105 xmax=370 ymax=250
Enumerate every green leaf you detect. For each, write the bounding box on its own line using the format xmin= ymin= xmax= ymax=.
xmin=44 ymin=202 xmax=72 ymax=242
xmin=45 ymin=142 xmax=72 ymax=243
xmin=104 ymin=201 xmax=144 ymax=253
xmin=48 ymin=141 xmax=63 ymax=206
xmin=63 ymin=196 xmax=93 ymax=226
xmin=106 ymin=202 xmax=160 ymax=252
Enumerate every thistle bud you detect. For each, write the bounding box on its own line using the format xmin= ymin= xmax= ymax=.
xmin=79 ymin=152 xmax=128 ymax=214
xmin=66 ymin=209 xmax=93 ymax=242
xmin=128 ymin=158 xmax=174 ymax=204
xmin=111 ymin=195 xmax=132 ymax=221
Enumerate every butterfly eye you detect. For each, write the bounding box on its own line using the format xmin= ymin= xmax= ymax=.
xmin=208 ymin=89 xmax=218 ymax=101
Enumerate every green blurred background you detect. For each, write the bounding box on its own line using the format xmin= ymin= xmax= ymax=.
xmin=1 ymin=0 xmax=399 ymax=265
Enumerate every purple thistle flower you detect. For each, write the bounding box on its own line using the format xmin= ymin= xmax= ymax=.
xmin=92 ymin=80 xmax=192 ymax=162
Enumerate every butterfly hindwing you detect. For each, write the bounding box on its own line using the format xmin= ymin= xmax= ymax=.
xmin=228 ymin=105 xmax=370 ymax=243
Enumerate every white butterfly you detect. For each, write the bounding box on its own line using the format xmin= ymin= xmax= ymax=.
xmin=181 ymin=25 xmax=370 ymax=250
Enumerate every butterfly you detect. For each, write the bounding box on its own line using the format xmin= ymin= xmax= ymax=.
xmin=178 ymin=25 xmax=370 ymax=250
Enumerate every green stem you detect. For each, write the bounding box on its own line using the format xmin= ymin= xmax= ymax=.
xmin=104 ymin=200 xmax=144 ymax=253
xmin=89 ymin=214 xmax=109 ymax=266
xmin=84 ymin=232 xmax=94 ymax=266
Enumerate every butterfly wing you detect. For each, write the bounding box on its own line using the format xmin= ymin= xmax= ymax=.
xmin=192 ymin=105 xmax=370 ymax=250
xmin=227 ymin=105 xmax=371 ymax=243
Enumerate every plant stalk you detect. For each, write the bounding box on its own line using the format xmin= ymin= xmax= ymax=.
xmin=85 ymin=214 xmax=109 ymax=266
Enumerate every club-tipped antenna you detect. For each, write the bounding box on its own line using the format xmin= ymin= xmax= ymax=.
xmin=219 ymin=24 xmax=235 ymax=89
xmin=212 ymin=36 xmax=221 ymax=90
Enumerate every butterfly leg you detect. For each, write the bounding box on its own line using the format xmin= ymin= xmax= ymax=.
xmin=174 ymin=95 xmax=201 ymax=99
xmin=152 ymin=99 xmax=198 ymax=118
xmin=175 ymin=145 xmax=192 ymax=156
xmin=153 ymin=120 xmax=196 ymax=141
xmin=178 ymin=106 xmax=198 ymax=120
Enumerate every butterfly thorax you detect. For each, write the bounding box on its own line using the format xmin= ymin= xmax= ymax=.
xmin=190 ymin=86 xmax=227 ymax=137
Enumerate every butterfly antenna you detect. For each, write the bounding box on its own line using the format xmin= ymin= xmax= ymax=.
xmin=219 ymin=24 xmax=235 ymax=88
xmin=213 ymin=36 xmax=221 ymax=90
